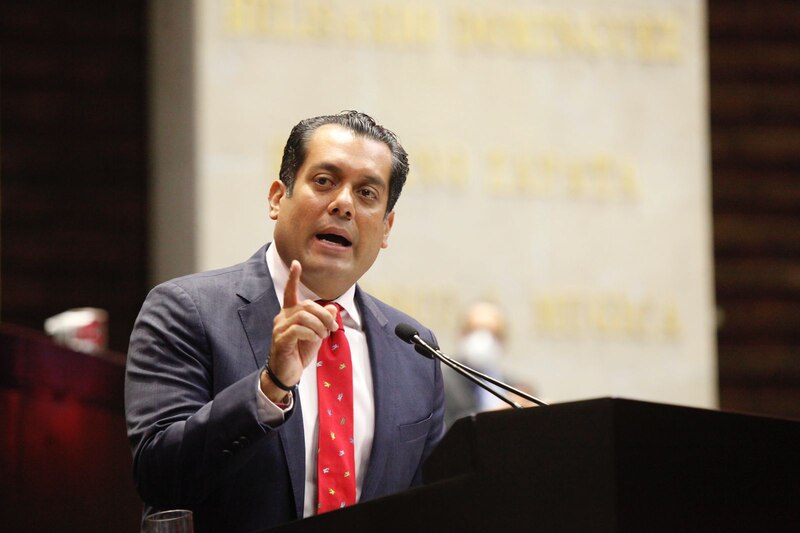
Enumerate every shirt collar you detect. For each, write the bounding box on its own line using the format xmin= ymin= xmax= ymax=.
xmin=266 ymin=243 xmax=361 ymax=330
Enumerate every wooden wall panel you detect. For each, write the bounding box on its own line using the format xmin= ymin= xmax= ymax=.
xmin=710 ymin=0 xmax=800 ymax=419
xmin=1 ymin=0 xmax=148 ymax=352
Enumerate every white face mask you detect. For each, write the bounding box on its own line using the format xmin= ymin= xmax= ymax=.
xmin=457 ymin=329 xmax=503 ymax=372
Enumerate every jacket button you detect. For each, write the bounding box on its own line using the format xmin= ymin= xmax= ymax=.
xmin=222 ymin=449 xmax=233 ymax=458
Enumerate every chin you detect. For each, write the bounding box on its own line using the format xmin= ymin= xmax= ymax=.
xmin=304 ymin=260 xmax=355 ymax=283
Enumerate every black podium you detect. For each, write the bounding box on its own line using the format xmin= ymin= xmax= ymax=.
xmin=267 ymin=398 xmax=800 ymax=532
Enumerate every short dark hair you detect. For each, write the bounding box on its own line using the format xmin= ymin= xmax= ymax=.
xmin=279 ymin=111 xmax=409 ymax=214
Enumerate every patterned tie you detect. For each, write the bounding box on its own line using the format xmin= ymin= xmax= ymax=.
xmin=316 ymin=302 xmax=356 ymax=513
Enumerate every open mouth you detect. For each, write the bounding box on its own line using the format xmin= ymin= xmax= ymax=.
xmin=316 ymin=233 xmax=352 ymax=247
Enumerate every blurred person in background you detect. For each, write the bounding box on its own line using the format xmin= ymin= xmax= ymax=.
xmin=444 ymin=301 xmax=512 ymax=427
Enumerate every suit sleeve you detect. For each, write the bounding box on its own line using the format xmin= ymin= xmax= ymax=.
xmin=124 ymin=281 xmax=285 ymax=507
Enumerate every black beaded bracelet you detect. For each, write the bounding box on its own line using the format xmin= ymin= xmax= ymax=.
xmin=264 ymin=359 xmax=294 ymax=392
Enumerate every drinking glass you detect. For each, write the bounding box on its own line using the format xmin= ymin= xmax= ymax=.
xmin=144 ymin=509 xmax=194 ymax=533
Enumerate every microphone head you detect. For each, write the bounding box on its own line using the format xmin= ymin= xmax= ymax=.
xmin=395 ymin=322 xmax=419 ymax=343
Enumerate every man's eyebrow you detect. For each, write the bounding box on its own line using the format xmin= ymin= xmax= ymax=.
xmin=361 ymin=174 xmax=388 ymax=191
xmin=309 ymin=162 xmax=343 ymax=176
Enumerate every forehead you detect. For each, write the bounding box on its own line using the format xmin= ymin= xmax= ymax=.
xmin=303 ymin=124 xmax=392 ymax=184
xmin=310 ymin=123 xmax=360 ymax=145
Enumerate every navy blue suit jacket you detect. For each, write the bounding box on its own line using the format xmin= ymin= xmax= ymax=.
xmin=125 ymin=245 xmax=445 ymax=532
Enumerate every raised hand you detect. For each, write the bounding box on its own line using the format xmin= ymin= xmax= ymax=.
xmin=260 ymin=260 xmax=339 ymax=403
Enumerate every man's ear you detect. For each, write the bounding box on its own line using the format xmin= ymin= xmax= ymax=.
xmin=268 ymin=181 xmax=286 ymax=220
xmin=381 ymin=211 xmax=395 ymax=249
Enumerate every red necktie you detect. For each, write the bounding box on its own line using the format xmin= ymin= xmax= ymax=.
xmin=316 ymin=302 xmax=356 ymax=513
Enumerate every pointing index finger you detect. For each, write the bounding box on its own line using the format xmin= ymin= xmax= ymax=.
xmin=283 ymin=260 xmax=301 ymax=309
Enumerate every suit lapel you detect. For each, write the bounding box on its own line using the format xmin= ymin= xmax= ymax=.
xmin=356 ymin=288 xmax=397 ymax=500
xmin=235 ymin=244 xmax=305 ymax=518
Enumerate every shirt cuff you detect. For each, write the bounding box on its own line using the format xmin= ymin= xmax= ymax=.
xmin=256 ymin=373 xmax=294 ymax=425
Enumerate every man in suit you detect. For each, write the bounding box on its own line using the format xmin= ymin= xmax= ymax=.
xmin=125 ymin=111 xmax=445 ymax=532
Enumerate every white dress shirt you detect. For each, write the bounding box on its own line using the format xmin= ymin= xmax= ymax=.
xmin=257 ymin=244 xmax=375 ymax=517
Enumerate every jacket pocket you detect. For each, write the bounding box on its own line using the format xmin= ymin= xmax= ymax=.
xmin=397 ymin=411 xmax=433 ymax=443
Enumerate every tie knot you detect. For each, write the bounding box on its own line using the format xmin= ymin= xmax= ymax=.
xmin=317 ymin=300 xmax=344 ymax=328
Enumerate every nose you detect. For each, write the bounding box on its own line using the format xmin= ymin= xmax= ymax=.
xmin=329 ymin=187 xmax=353 ymax=219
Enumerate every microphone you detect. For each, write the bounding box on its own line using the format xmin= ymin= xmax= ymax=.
xmin=395 ymin=323 xmax=548 ymax=408
xmin=397 ymin=323 xmax=437 ymax=359
xmin=396 ymin=323 xmax=435 ymax=357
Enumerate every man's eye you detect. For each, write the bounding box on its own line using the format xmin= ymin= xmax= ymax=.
xmin=314 ymin=176 xmax=332 ymax=186
xmin=359 ymin=188 xmax=378 ymax=199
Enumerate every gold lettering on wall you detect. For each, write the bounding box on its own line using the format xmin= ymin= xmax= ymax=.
xmin=223 ymin=0 xmax=438 ymax=47
xmin=530 ymin=290 xmax=682 ymax=341
xmin=222 ymin=1 xmax=683 ymax=64
xmin=486 ymin=150 xmax=640 ymax=201
xmin=268 ymin=137 xmax=640 ymax=203
xmin=362 ymin=283 xmax=683 ymax=345
xmin=453 ymin=8 xmax=681 ymax=63
xmin=405 ymin=145 xmax=469 ymax=192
